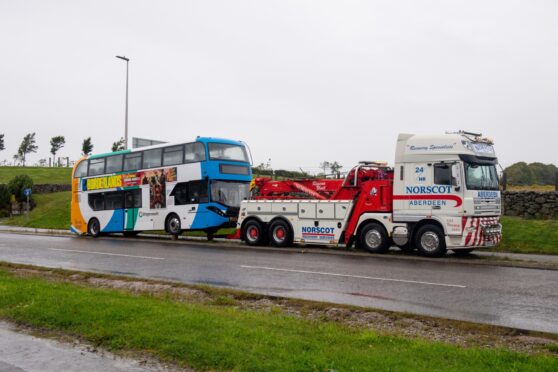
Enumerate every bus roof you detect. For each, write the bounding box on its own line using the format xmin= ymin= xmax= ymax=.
xmin=86 ymin=137 xmax=246 ymax=160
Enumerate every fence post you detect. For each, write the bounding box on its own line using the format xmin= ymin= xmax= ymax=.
xmin=555 ymin=171 xmax=558 ymax=192
xmin=501 ymin=171 xmax=507 ymax=191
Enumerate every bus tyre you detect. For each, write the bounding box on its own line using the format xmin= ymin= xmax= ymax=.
xmin=268 ymin=220 xmax=293 ymax=248
xmin=88 ymin=218 xmax=101 ymax=238
xmin=415 ymin=225 xmax=447 ymax=257
xmin=243 ymin=220 xmax=267 ymax=246
xmin=359 ymin=222 xmax=389 ymax=253
xmin=166 ymin=214 xmax=181 ymax=236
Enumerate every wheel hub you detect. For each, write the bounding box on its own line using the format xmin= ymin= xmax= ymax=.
xmin=420 ymin=232 xmax=440 ymax=252
xmin=365 ymin=230 xmax=382 ymax=249
xmin=274 ymin=227 xmax=286 ymax=240
xmin=247 ymin=227 xmax=259 ymax=241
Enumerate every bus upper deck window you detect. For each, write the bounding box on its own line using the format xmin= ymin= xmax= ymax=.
xmin=143 ymin=148 xmax=162 ymax=169
xmin=124 ymin=153 xmax=142 ymax=171
xmin=184 ymin=143 xmax=206 ymax=163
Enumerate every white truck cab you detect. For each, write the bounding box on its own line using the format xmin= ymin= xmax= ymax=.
xmin=392 ymin=131 xmax=502 ymax=254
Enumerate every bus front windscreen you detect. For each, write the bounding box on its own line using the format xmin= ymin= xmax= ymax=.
xmin=464 ymin=162 xmax=499 ymax=190
xmin=208 ymin=143 xmax=249 ymax=162
xmin=211 ymin=181 xmax=250 ymax=208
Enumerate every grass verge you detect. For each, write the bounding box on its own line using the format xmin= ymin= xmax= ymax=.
xmin=497 ymin=217 xmax=558 ymax=255
xmin=0 ymin=263 xmax=557 ymax=371
xmin=3 ymin=191 xmax=70 ymax=230
xmin=0 ymin=166 xmax=72 ymax=185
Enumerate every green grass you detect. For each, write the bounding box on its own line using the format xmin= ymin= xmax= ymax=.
xmin=497 ymin=216 xmax=558 ymax=255
xmin=3 ymin=191 xmax=70 ymax=230
xmin=0 ymin=268 xmax=555 ymax=371
xmin=0 ymin=166 xmax=72 ymax=185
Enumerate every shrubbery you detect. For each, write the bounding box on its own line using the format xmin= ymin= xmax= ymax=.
xmin=0 ymin=184 xmax=10 ymax=210
xmin=7 ymin=174 xmax=33 ymax=203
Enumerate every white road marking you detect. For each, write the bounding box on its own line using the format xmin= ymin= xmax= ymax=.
xmin=48 ymin=248 xmax=165 ymax=260
xmin=241 ymin=265 xmax=466 ymax=288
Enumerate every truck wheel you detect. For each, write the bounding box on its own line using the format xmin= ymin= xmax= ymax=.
xmin=88 ymin=218 xmax=101 ymax=238
xmin=415 ymin=225 xmax=447 ymax=257
xmin=242 ymin=220 xmax=267 ymax=246
xmin=268 ymin=220 xmax=293 ymax=248
xmin=166 ymin=214 xmax=181 ymax=236
xmin=359 ymin=222 xmax=389 ymax=253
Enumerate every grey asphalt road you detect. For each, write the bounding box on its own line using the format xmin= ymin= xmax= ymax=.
xmin=0 ymin=232 xmax=557 ymax=333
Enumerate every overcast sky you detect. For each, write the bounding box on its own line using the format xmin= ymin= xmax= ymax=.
xmin=0 ymin=0 xmax=556 ymax=172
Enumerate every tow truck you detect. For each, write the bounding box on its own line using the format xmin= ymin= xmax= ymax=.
xmin=236 ymin=131 xmax=502 ymax=257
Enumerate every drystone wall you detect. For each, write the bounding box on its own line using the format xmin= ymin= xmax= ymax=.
xmin=502 ymin=191 xmax=557 ymax=219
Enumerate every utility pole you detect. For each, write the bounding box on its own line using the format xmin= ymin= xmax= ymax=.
xmin=116 ymin=56 xmax=130 ymax=149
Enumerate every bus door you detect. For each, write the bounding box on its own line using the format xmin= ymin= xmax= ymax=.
xmin=124 ymin=189 xmax=142 ymax=231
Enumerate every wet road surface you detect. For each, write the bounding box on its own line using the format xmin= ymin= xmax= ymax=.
xmin=0 ymin=321 xmax=170 ymax=372
xmin=0 ymin=232 xmax=556 ymax=333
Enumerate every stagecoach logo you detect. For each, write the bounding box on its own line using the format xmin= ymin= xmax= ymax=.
xmin=139 ymin=211 xmax=159 ymax=217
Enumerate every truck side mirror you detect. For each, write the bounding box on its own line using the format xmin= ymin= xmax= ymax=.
xmin=452 ymin=163 xmax=462 ymax=191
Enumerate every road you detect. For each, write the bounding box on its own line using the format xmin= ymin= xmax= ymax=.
xmin=0 ymin=232 xmax=556 ymax=333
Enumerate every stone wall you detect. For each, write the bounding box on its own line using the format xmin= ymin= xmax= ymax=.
xmin=32 ymin=184 xmax=71 ymax=193
xmin=502 ymin=191 xmax=557 ymax=219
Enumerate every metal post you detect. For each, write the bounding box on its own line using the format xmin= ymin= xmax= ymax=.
xmin=502 ymin=171 xmax=507 ymax=191
xmin=555 ymin=171 xmax=558 ymax=192
xmin=116 ymin=56 xmax=130 ymax=149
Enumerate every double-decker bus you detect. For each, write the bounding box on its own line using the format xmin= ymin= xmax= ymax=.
xmin=70 ymin=137 xmax=252 ymax=238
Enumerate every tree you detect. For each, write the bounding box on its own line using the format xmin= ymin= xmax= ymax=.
xmin=50 ymin=136 xmax=65 ymax=167
xmin=112 ymin=137 xmax=125 ymax=152
xmin=0 ymin=134 xmax=4 ymax=152
xmin=329 ymin=161 xmax=343 ymax=179
xmin=319 ymin=161 xmax=331 ymax=176
xmin=18 ymin=133 xmax=38 ymax=167
xmin=38 ymin=158 xmax=47 ymax=167
xmin=82 ymin=137 xmax=93 ymax=156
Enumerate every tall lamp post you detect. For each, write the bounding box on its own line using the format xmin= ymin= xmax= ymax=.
xmin=116 ymin=55 xmax=130 ymax=149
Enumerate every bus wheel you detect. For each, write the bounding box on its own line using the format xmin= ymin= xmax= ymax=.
xmin=359 ymin=222 xmax=389 ymax=253
xmin=415 ymin=225 xmax=447 ymax=257
xmin=165 ymin=214 xmax=181 ymax=236
xmin=268 ymin=220 xmax=293 ymax=248
xmin=242 ymin=220 xmax=266 ymax=246
xmin=88 ymin=218 xmax=101 ymax=238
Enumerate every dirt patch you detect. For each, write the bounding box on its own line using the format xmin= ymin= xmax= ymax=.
xmin=4 ymin=263 xmax=558 ymax=357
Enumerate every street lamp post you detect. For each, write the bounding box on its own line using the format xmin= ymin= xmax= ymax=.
xmin=116 ymin=55 xmax=130 ymax=149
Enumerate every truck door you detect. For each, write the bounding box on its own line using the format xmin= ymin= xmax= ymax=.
xmin=432 ymin=162 xmax=463 ymax=213
xmin=124 ymin=189 xmax=142 ymax=231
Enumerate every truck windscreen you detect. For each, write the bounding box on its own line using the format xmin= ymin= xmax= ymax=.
xmin=464 ymin=162 xmax=499 ymax=191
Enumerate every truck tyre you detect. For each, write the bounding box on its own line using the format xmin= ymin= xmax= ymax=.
xmin=415 ymin=225 xmax=447 ymax=257
xmin=268 ymin=220 xmax=293 ymax=248
xmin=88 ymin=218 xmax=101 ymax=238
xmin=242 ymin=220 xmax=267 ymax=246
xmin=165 ymin=213 xmax=181 ymax=236
xmin=359 ymin=222 xmax=389 ymax=253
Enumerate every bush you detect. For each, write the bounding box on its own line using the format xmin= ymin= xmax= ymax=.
xmin=7 ymin=175 xmax=34 ymax=203
xmin=0 ymin=184 xmax=10 ymax=210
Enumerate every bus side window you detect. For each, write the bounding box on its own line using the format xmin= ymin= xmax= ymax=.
xmin=88 ymin=158 xmax=105 ymax=176
xmin=143 ymin=148 xmax=162 ymax=169
xmin=434 ymin=164 xmax=451 ymax=185
xmin=106 ymin=155 xmax=123 ymax=173
xmin=124 ymin=153 xmax=142 ymax=171
xmin=188 ymin=180 xmax=208 ymax=203
xmin=74 ymin=161 xmax=88 ymax=178
xmin=104 ymin=191 xmax=123 ymax=210
xmin=184 ymin=143 xmax=206 ymax=163
xmin=88 ymin=193 xmax=104 ymax=211
xmin=163 ymin=146 xmax=184 ymax=166
xmin=125 ymin=189 xmax=142 ymax=208
xmin=170 ymin=183 xmax=189 ymax=205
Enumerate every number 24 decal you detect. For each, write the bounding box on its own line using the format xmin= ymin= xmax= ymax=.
xmin=415 ymin=167 xmax=424 ymax=173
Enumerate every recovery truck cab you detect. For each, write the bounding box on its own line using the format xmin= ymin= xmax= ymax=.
xmin=237 ymin=131 xmax=502 ymax=257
